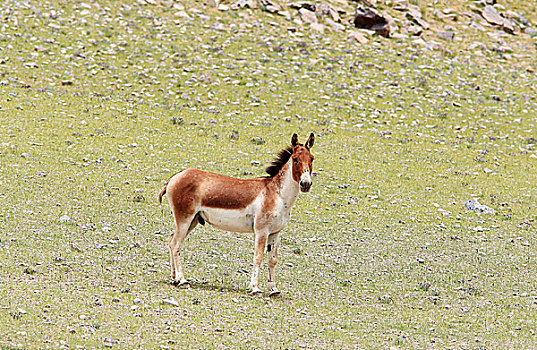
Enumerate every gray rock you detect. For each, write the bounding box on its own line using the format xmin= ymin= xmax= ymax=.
xmin=406 ymin=6 xmax=429 ymax=29
xmin=230 ymin=0 xmax=257 ymax=9
xmin=299 ymin=8 xmax=317 ymax=24
xmin=437 ymin=31 xmax=455 ymax=41
xmin=470 ymin=21 xmax=486 ymax=31
xmin=316 ymin=3 xmax=340 ymax=22
xmin=310 ymin=23 xmax=325 ymax=33
xmin=406 ymin=25 xmax=423 ymax=36
xmin=482 ymin=5 xmax=503 ymax=26
xmin=524 ymin=27 xmax=537 ymax=36
xmin=393 ymin=0 xmax=409 ymax=11
xmin=326 ymin=18 xmax=345 ymax=31
xmin=288 ymin=1 xmax=315 ymax=12
xmin=464 ymin=199 xmax=495 ymax=215
xmin=501 ymin=18 xmax=516 ymax=34
xmin=348 ymin=31 xmax=368 ymax=44
xmin=353 ymin=7 xmax=390 ymax=37
xmin=259 ymin=0 xmax=280 ymax=12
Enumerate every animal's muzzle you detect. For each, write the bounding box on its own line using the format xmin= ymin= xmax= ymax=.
xmin=300 ymin=171 xmax=312 ymax=192
xmin=300 ymin=180 xmax=312 ymax=192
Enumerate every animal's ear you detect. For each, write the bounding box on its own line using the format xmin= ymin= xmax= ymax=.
xmin=291 ymin=133 xmax=299 ymax=147
xmin=306 ymin=133 xmax=315 ymax=149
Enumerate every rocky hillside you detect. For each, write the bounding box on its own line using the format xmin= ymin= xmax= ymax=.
xmin=163 ymin=0 xmax=537 ymax=68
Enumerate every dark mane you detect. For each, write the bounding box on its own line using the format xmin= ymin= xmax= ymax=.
xmin=265 ymin=145 xmax=293 ymax=177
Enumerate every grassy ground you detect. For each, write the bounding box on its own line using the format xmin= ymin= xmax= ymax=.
xmin=1 ymin=1 xmax=537 ymax=349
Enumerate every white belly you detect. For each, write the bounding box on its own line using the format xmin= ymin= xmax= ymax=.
xmin=200 ymin=206 xmax=256 ymax=233
xmin=199 ymin=196 xmax=294 ymax=234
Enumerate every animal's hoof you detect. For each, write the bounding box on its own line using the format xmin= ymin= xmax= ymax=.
xmin=173 ymin=279 xmax=190 ymax=288
xmin=268 ymin=289 xmax=281 ymax=298
xmin=249 ymin=287 xmax=263 ymax=295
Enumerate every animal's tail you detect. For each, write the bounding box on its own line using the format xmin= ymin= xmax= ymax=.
xmin=158 ymin=179 xmax=170 ymax=204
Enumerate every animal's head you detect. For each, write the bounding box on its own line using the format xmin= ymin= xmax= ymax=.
xmin=290 ymin=133 xmax=315 ymax=192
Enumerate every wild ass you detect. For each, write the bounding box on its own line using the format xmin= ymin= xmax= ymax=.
xmin=159 ymin=133 xmax=315 ymax=295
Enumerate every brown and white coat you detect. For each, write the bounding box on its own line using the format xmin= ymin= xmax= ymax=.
xmin=159 ymin=133 xmax=314 ymax=295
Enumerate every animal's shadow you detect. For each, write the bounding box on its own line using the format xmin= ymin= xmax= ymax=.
xmin=158 ymin=279 xmax=289 ymax=300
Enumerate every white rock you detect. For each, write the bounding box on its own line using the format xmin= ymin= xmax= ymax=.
xmin=464 ymin=199 xmax=495 ymax=214
xmin=163 ymin=298 xmax=179 ymax=307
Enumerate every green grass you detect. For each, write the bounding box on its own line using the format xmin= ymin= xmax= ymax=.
xmin=1 ymin=0 xmax=537 ymax=349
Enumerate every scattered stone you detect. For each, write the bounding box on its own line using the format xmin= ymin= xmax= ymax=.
xmin=299 ymin=8 xmax=317 ymax=24
xmin=251 ymin=137 xmax=265 ymax=145
xmin=353 ymin=7 xmax=390 ymax=37
xmin=59 ymin=215 xmax=70 ymax=223
xmin=288 ymin=1 xmax=315 ymax=12
xmin=501 ymin=18 xmax=516 ymax=34
xmin=259 ymin=0 xmax=281 ymax=13
xmin=277 ymin=10 xmax=291 ymax=20
xmin=331 ymin=0 xmax=348 ymax=6
xmin=423 ymin=40 xmax=443 ymax=51
xmin=393 ymin=0 xmax=409 ymax=11
xmin=406 ymin=6 xmax=429 ymax=29
xmin=103 ymin=337 xmax=117 ymax=347
xmin=204 ymin=0 xmax=219 ymax=7
xmin=230 ymin=0 xmax=257 ymax=9
xmin=311 ymin=23 xmax=326 ymax=32
xmin=437 ymin=31 xmax=454 ymax=41
xmin=481 ymin=5 xmax=503 ymax=26
xmin=316 ymin=3 xmax=340 ymax=22
xmin=524 ymin=27 xmax=537 ymax=36
xmin=406 ymin=25 xmax=423 ymax=36
xmin=162 ymin=297 xmax=179 ymax=307
xmin=348 ymin=31 xmax=368 ymax=44
xmin=326 ymin=18 xmax=345 ymax=31
xmin=464 ymin=199 xmax=495 ymax=215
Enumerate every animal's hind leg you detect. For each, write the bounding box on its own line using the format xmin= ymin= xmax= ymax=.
xmin=168 ymin=215 xmax=197 ymax=286
xmin=267 ymin=232 xmax=281 ymax=297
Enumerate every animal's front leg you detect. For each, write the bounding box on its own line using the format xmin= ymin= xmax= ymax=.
xmin=267 ymin=231 xmax=281 ymax=297
xmin=249 ymin=230 xmax=267 ymax=294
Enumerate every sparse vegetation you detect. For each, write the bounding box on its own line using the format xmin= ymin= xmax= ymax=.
xmin=1 ymin=0 xmax=536 ymax=349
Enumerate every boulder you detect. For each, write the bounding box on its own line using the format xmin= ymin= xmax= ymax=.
xmin=299 ymin=8 xmax=318 ymax=24
xmin=353 ymin=7 xmax=390 ymax=37
xmin=481 ymin=5 xmax=503 ymax=25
